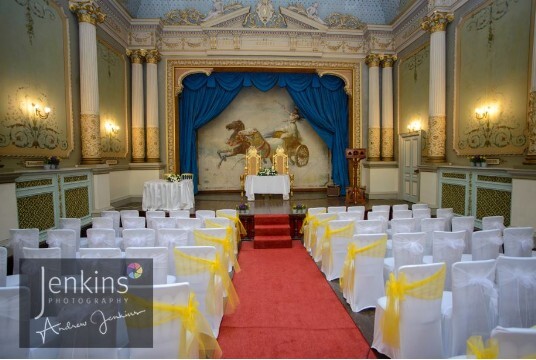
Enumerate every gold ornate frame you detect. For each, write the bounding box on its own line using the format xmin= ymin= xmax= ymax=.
xmin=165 ymin=58 xmax=361 ymax=174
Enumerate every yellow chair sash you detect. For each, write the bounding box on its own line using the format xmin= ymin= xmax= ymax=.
xmin=300 ymin=209 xmax=326 ymax=234
xmin=339 ymin=236 xmax=387 ymax=293
xmin=321 ymin=222 xmax=354 ymax=266
xmin=124 ymin=292 xmax=222 ymax=359
xmin=309 ymin=215 xmax=338 ymax=257
xmin=466 ymin=335 xmax=499 ymax=359
xmin=381 ymin=263 xmax=446 ymax=348
xmin=193 ymin=229 xmax=241 ymax=273
xmin=217 ymin=213 xmax=247 ymax=237
xmin=174 ymin=249 xmax=239 ymax=314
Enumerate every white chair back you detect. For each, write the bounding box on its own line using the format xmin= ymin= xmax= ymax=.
xmin=347 ymin=205 xmax=365 ymax=213
xmin=87 ymin=228 xmax=117 ymax=248
xmin=320 ymin=220 xmax=354 ymax=281
xmin=146 ymin=210 xmax=166 ymax=219
xmin=193 ymin=228 xmax=235 ymax=272
xmin=310 ymin=213 xmax=339 ymax=262
xmin=307 ymin=207 xmax=327 ymax=215
xmin=58 ymin=217 xmax=81 ymax=249
xmin=92 ymin=217 xmax=114 ymax=229
xmin=355 ymin=219 xmax=384 ymax=234
xmin=390 ymin=218 xmax=418 ymax=236
xmin=157 ymin=229 xmax=190 ymax=276
xmin=372 ymin=205 xmax=390 ymax=213
xmin=101 ymin=210 xmax=121 ymax=236
xmin=432 ymin=230 xmax=466 ymax=290
xmin=392 ymin=210 xmax=413 ymax=220
xmin=22 ymin=247 xmax=61 ymax=259
xmin=472 ymin=229 xmax=503 ymax=261
xmin=0 ymin=247 xmax=6 ymax=287
xmin=496 ymin=255 xmax=536 ymax=328
xmin=367 ymin=211 xmax=389 ymax=232
xmin=449 ymin=259 xmax=498 ymax=357
xmin=0 ymin=286 xmax=30 ymax=358
xmin=436 ymin=208 xmax=454 ymax=231
xmin=47 ymin=229 xmax=77 ymax=258
xmin=195 ymin=210 xmax=216 ymax=221
xmin=125 ymin=247 xmax=169 ymax=285
xmin=327 ymin=206 xmax=346 ymax=213
xmin=451 ymin=216 xmax=475 ymax=254
xmin=482 ymin=215 xmax=505 ymax=233
xmin=122 ymin=216 xmax=146 ymax=230
xmin=503 ymin=226 xmax=534 ymax=257
xmin=122 ymin=229 xmax=156 ymax=248
xmin=392 ymin=232 xmax=426 ymax=275
xmin=490 ymin=326 xmax=536 ymax=359
xmin=412 ymin=203 xmax=429 ymax=210
xmin=169 ymin=210 xmax=191 ymax=218
xmin=392 ymin=204 xmax=409 ymax=211
xmin=412 ymin=208 xmax=431 ymax=231
xmin=340 ymin=209 xmax=365 ymax=221
xmin=420 ymin=218 xmax=448 ymax=256
xmin=9 ymin=228 xmax=39 ymax=274
xmin=176 ymin=218 xmax=203 ymax=244
xmin=79 ymin=247 xmax=122 ymax=258
xmin=120 ymin=209 xmax=139 ymax=226
xmin=147 ymin=217 xmax=177 ymax=230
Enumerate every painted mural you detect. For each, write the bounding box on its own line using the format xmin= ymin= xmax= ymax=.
xmin=198 ymin=87 xmax=330 ymax=191
xmin=455 ymin=0 xmax=530 ymax=156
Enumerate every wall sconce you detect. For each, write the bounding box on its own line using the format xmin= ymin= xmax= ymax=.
xmin=105 ymin=122 xmax=119 ymax=135
xmin=407 ymin=120 xmax=421 ymax=132
xmin=475 ymin=104 xmax=498 ymax=121
xmin=32 ymin=102 xmax=51 ymax=119
xmin=102 ymin=121 xmax=121 ymax=153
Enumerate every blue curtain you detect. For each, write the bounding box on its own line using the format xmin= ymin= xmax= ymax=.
xmin=179 ymin=72 xmax=349 ymax=193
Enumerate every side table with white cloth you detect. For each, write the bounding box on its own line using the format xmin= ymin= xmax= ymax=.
xmin=245 ymin=175 xmax=290 ymax=201
xmin=142 ymin=179 xmax=194 ymax=211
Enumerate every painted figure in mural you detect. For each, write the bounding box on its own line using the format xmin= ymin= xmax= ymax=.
xmin=306 ymin=2 xmax=326 ymax=24
xmin=275 ymin=108 xmax=301 ymax=147
xmin=268 ymin=107 xmax=310 ymax=167
xmin=217 ymin=119 xmax=250 ymax=167
xmin=203 ymin=0 xmax=224 ymax=22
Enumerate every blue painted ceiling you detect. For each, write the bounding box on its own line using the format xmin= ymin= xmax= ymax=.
xmin=116 ymin=0 xmax=413 ymax=25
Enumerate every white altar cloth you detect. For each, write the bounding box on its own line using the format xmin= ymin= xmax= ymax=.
xmin=245 ymin=175 xmax=290 ymax=201
xmin=142 ymin=179 xmax=194 ymax=211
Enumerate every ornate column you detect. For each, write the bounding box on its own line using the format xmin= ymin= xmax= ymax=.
xmin=69 ymin=0 xmax=106 ymax=164
xmin=380 ymin=55 xmax=397 ymax=161
xmin=127 ymin=49 xmax=146 ymax=163
xmin=421 ymin=11 xmax=453 ymax=163
xmin=145 ymin=49 xmax=161 ymax=163
xmin=366 ymin=53 xmax=381 ymax=161
xmin=525 ymin=10 xmax=536 ymax=164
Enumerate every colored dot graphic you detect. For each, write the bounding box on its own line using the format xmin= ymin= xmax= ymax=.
xmin=127 ymin=263 xmax=143 ymax=279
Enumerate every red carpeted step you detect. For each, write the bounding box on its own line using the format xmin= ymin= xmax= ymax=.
xmin=254 ymin=214 xmax=289 ymax=226
xmin=253 ymin=235 xmax=292 ymax=249
xmin=255 ymin=224 xmax=290 ymax=236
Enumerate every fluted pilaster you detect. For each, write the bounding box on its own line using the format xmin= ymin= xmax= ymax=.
xmin=366 ymin=53 xmax=381 ymax=161
xmin=146 ymin=49 xmax=161 ymax=163
xmin=421 ymin=11 xmax=453 ymax=163
xmin=128 ymin=49 xmax=146 ymax=163
xmin=381 ymin=55 xmax=396 ymax=161
xmin=69 ymin=0 xmax=106 ymax=165
xmin=525 ymin=10 xmax=536 ymax=164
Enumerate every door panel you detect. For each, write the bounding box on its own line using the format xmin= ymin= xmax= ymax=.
xmin=401 ymin=133 xmax=421 ymax=202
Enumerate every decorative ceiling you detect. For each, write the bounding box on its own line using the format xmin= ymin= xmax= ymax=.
xmin=115 ymin=0 xmax=415 ymax=25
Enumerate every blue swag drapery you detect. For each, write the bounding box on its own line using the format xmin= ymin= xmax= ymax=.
xmin=178 ymin=72 xmax=349 ymax=194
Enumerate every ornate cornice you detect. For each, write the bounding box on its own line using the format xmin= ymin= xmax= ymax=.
xmin=421 ymin=11 xmax=454 ymax=33
xmin=126 ymin=49 xmax=146 ymax=64
xmin=69 ymin=0 xmax=106 ymax=25
xmin=365 ymin=53 xmax=381 ymax=67
xmin=145 ymin=49 xmax=161 ymax=64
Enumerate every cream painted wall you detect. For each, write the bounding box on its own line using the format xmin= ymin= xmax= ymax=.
xmin=93 ymin=172 xmax=111 ymax=213
xmin=363 ymin=166 xmax=399 ymax=199
xmin=419 ymin=172 xmax=438 ymax=208
xmin=511 ymin=178 xmax=536 ymax=228
xmin=0 ymin=183 xmax=18 ymax=244
xmin=109 ymin=169 xmax=162 ymax=203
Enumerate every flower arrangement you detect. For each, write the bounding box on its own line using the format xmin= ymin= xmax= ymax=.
xmin=469 ymin=155 xmax=487 ymax=167
xmin=257 ymin=167 xmax=278 ymax=176
xmin=292 ymin=203 xmax=307 ymax=213
xmin=236 ymin=203 xmax=249 ymax=212
xmin=165 ymin=173 xmax=181 ymax=182
xmin=47 ymin=156 xmax=60 ymax=165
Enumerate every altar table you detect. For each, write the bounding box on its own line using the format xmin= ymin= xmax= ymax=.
xmin=245 ymin=175 xmax=290 ymax=201
xmin=142 ymin=179 xmax=194 ymax=211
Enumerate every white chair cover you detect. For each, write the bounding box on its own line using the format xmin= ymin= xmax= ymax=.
xmin=119 ymin=209 xmax=139 ymax=225
xmin=432 ymin=230 xmax=466 ymax=291
xmin=193 ymin=228 xmax=236 ymax=273
xmin=482 ymin=215 xmax=505 ymax=233
xmin=310 ymin=213 xmax=339 ymax=263
xmin=46 ymin=229 xmax=77 ymax=258
xmin=392 ymin=209 xmax=412 ymax=219
xmin=344 ymin=233 xmax=387 ymax=311
xmin=122 ymin=216 xmax=146 ymax=230
xmin=92 ymin=216 xmax=114 ymax=229
xmin=392 ymin=204 xmax=409 ymax=211
xmin=157 ymin=228 xmax=190 ymax=276
xmin=384 ymin=232 xmax=426 ymax=282
xmin=174 ymin=246 xmax=224 ymax=337
xmin=327 ymin=206 xmax=347 ymax=213
xmin=436 ymin=208 xmax=454 ymax=231
xmin=22 ymin=246 xmax=61 ymax=259
xmin=79 ymin=247 xmax=122 ymax=258
xmin=195 ymin=209 xmax=216 ymax=221
xmin=412 ymin=208 xmax=431 ymax=231
xmin=86 ymin=228 xmax=117 ymax=248
xmin=389 ymin=218 xmax=418 ymax=239
xmin=205 ymin=217 xmax=237 ymax=256
xmin=123 ymin=228 xmax=156 ymax=248
xmin=0 ymin=247 xmax=6 ymax=287
xmin=146 ymin=210 xmax=166 ymax=219
xmin=347 ymin=205 xmax=365 ymax=212
xmin=0 ymin=286 xmax=30 ymax=358
xmin=490 ymin=326 xmax=536 ymax=358
xmin=372 ymin=262 xmax=446 ymax=359
xmin=447 ymin=259 xmax=498 ymax=357
xmin=101 ymin=210 xmax=121 ymax=237
xmin=472 ymin=229 xmax=503 ymax=261
xmin=355 ymin=220 xmax=384 ymax=235
xmin=58 ymin=217 xmax=82 ymax=250
xmin=125 ymin=247 xmax=170 ymax=285
xmin=9 ymin=228 xmax=39 ymax=274
xmin=412 ymin=203 xmax=429 ymax=210
xmin=420 ymin=217 xmax=448 ymax=256
xmin=302 ymin=208 xmax=327 ymax=253
xmin=147 ymin=217 xmax=177 ymax=230
xmin=503 ymin=226 xmax=534 ymax=257
xmin=320 ymin=220 xmax=354 ymax=281
xmin=367 ymin=211 xmax=389 ymax=232
xmin=451 ymin=216 xmax=475 ymax=254
xmin=176 ymin=218 xmax=203 ymax=244
xmin=169 ymin=210 xmax=191 ymax=218
xmin=496 ymin=255 xmax=536 ymax=328
xmin=372 ymin=205 xmax=390 ymax=212
xmin=339 ymin=209 xmax=365 ymax=221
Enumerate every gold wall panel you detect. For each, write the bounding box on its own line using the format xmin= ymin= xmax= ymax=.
xmin=64 ymin=175 xmax=88 ymax=183
xmin=443 ymin=173 xmax=466 ymax=180
xmin=441 ymin=183 xmax=466 ymax=215
xmin=17 ymin=193 xmax=55 ymax=230
xmin=65 ymin=187 xmax=90 ymax=219
xmin=477 ymin=175 xmax=512 ymax=184
xmin=476 ymin=187 xmax=511 ymax=226
xmin=16 ymin=179 xmax=53 ymax=189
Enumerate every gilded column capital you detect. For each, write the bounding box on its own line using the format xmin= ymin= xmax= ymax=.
xmin=145 ymin=49 xmax=161 ymax=64
xmin=380 ymin=54 xmax=397 ymax=68
xmin=126 ymin=49 xmax=147 ymax=64
xmin=69 ymin=0 xmax=106 ymax=25
xmin=421 ymin=11 xmax=454 ymax=33
xmin=365 ymin=54 xmax=381 ymax=67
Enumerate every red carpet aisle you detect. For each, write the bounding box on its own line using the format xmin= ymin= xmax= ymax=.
xmin=253 ymin=214 xmax=292 ymax=249
xmin=217 ymin=240 xmax=372 ymax=358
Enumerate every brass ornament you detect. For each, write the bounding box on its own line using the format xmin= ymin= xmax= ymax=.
xmin=145 ymin=49 xmax=161 ymax=64
xmin=69 ymin=0 xmax=106 ymax=25
xmin=380 ymin=54 xmax=397 ymax=68
xmin=421 ymin=11 xmax=454 ymax=33
xmin=126 ymin=49 xmax=147 ymax=64
xmin=365 ymin=54 xmax=381 ymax=67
